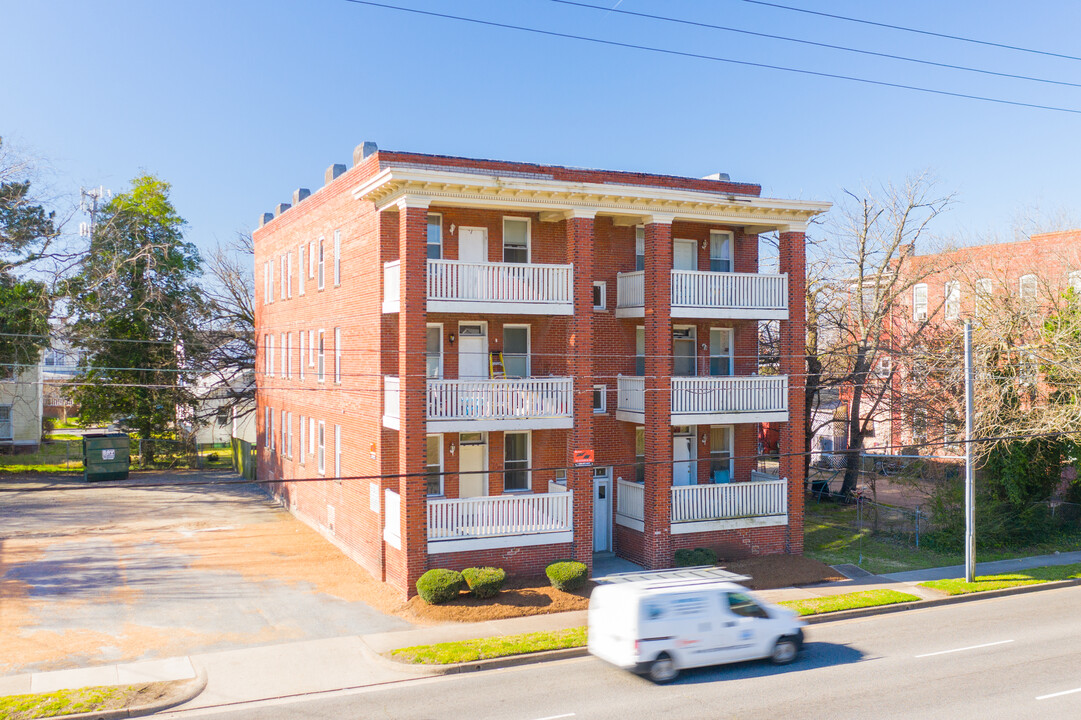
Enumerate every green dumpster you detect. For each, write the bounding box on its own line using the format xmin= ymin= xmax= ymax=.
xmin=83 ymin=433 xmax=131 ymax=481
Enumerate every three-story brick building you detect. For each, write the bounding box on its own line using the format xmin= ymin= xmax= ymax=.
xmin=254 ymin=143 xmax=829 ymax=597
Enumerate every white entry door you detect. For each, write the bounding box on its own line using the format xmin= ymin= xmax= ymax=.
xmin=458 ymin=433 xmax=488 ymax=497
xmin=459 ymin=227 xmax=488 ymax=263
xmin=458 ymin=323 xmax=488 ymax=379
xmin=673 ymin=434 xmax=696 ymax=486
xmin=673 ymin=239 xmax=697 ymax=271
xmin=593 ymin=468 xmax=612 ymax=552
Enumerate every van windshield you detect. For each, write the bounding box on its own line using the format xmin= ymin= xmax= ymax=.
xmin=726 ymin=592 xmax=770 ymax=619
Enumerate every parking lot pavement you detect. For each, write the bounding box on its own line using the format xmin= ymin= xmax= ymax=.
xmin=0 ymin=470 xmax=412 ymax=676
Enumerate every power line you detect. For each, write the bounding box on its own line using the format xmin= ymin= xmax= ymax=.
xmin=550 ymin=0 xmax=1081 ymax=90
xmin=340 ymin=0 xmax=1081 ymax=115
xmin=739 ymin=0 xmax=1081 ymax=64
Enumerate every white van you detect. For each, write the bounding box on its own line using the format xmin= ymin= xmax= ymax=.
xmin=587 ymin=578 xmax=805 ymax=683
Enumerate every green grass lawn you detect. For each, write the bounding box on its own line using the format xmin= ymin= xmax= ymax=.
xmin=45 ymin=433 xmax=83 ymax=441
xmin=779 ymin=589 xmax=921 ymax=616
xmin=920 ymin=563 xmax=1081 ymax=595
xmin=0 ymin=684 xmax=140 ymax=720
xmin=391 ymin=627 xmax=588 ymax=665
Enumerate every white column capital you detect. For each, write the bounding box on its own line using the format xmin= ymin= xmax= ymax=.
xmin=778 ymin=222 xmax=809 ymax=235
xmin=395 ymin=195 xmax=431 ymax=212
xmin=642 ymin=213 xmax=675 ymax=226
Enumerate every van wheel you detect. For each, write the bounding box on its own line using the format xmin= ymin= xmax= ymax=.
xmin=648 ymin=653 xmax=679 ymax=683
xmin=770 ymin=636 xmax=799 ymax=665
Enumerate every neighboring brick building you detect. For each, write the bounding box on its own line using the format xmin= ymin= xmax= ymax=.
xmin=253 ymin=143 xmax=829 ymax=598
xmin=859 ymin=230 xmax=1081 ymax=456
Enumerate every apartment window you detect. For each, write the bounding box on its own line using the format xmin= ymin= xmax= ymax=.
xmin=263 ymin=262 xmax=269 ymax=304
xmin=426 ymin=324 xmax=443 ymax=379
xmin=267 ymin=335 xmax=274 ymax=377
xmin=709 ymin=328 xmax=733 ymax=376
xmin=308 ymin=330 xmax=315 ymax=367
xmin=635 ymin=427 xmax=645 ymax=483
xmin=269 ymin=408 xmax=276 ymax=451
xmin=593 ymin=385 xmax=606 ymax=414
xmin=710 ymin=426 xmax=733 ymax=483
xmin=0 ymin=405 xmax=14 ymax=440
xmin=975 ymin=278 xmax=992 ymax=318
xmin=264 ymin=407 xmax=272 ymax=449
xmin=318 ymin=421 xmax=326 ymax=474
xmin=299 ymin=332 xmax=305 ymax=380
xmin=504 ymin=432 xmax=530 ymax=491
xmin=503 ymin=218 xmax=530 ymax=263
xmin=299 ymin=414 xmax=306 ymax=463
xmin=503 ymin=326 xmax=529 ymax=378
xmin=309 ymin=241 xmax=316 ymax=277
xmin=1020 ymin=274 xmax=1037 ymax=301
xmin=672 ymin=327 xmax=696 ymax=377
xmin=317 ymin=238 xmax=325 ymax=290
xmin=635 ymin=227 xmax=645 ymax=271
xmin=425 ymin=434 xmax=442 ymax=496
xmin=635 ymin=326 xmax=645 ymax=376
xmin=317 ymin=330 xmax=325 ymax=381
xmin=309 ymin=417 xmax=316 ymax=456
xmin=913 ymin=283 xmax=928 ymax=321
xmin=280 ymin=255 xmax=286 ymax=301
xmin=334 ymin=424 xmax=341 ymax=479
xmin=263 ymin=334 xmax=270 ymax=376
xmin=944 ymin=281 xmax=960 ymax=320
xmin=1070 ymin=271 xmax=1081 ymax=296
xmin=876 ymin=355 xmax=893 ymax=378
xmin=280 ymin=333 xmax=286 ymax=378
xmin=298 ymin=246 xmax=305 ymax=295
xmin=592 ymin=281 xmax=606 ymax=310
xmin=333 ymin=230 xmax=341 ymax=287
xmin=333 ymin=328 xmax=342 ymax=384
xmin=913 ymin=409 xmax=928 ymax=444
xmin=287 ymin=333 xmax=293 ymax=379
xmin=287 ymin=412 xmax=293 ymax=458
xmin=554 ymin=468 xmax=567 ymax=486
xmin=427 ymin=213 xmax=442 ymax=259
xmin=287 ymin=252 xmax=293 ymax=298
xmin=280 ymin=410 xmax=286 ymax=453
xmin=268 ymin=261 xmax=274 ymax=303
xmin=709 ymin=230 xmax=733 ymax=272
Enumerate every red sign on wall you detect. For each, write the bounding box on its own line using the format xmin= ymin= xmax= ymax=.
xmin=573 ymin=449 xmax=594 ymax=466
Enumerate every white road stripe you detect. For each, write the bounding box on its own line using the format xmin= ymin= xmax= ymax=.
xmin=1037 ymin=687 xmax=1081 ymax=701
xmin=531 ymin=715 xmax=575 ymax=720
xmin=915 ymin=639 xmax=1014 ymax=658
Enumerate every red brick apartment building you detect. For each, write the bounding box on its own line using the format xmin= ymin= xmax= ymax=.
xmin=864 ymin=230 xmax=1081 ymax=455
xmin=253 ymin=143 xmax=830 ymax=597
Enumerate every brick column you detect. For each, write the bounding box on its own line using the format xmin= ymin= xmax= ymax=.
xmin=643 ymin=215 xmax=673 ymax=568
xmin=779 ymin=228 xmax=806 ymax=554
xmin=566 ymin=212 xmax=595 ymax=568
xmin=398 ymin=197 xmax=429 ymax=595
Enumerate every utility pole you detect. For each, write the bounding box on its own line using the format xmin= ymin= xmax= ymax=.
xmin=78 ymin=185 xmax=110 ymax=238
xmin=964 ymin=320 xmax=976 ymax=583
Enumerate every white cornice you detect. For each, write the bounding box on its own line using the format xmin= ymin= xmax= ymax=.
xmin=353 ymin=167 xmax=830 ymax=231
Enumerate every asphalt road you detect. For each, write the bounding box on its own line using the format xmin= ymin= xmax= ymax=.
xmin=164 ymin=585 xmax=1081 ymax=720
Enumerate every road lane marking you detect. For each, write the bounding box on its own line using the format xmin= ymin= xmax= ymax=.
xmin=915 ymin=639 xmax=1014 ymax=658
xmin=532 ymin=715 xmax=575 ymax=720
xmin=1037 ymin=687 xmax=1081 ymax=701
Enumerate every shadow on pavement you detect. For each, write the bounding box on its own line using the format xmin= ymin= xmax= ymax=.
xmin=659 ymin=641 xmax=866 ymax=685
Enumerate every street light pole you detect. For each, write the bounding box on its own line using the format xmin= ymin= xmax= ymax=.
xmin=965 ymin=321 xmax=976 ymax=583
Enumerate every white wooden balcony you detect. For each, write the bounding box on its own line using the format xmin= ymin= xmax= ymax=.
xmin=670 ymin=476 xmax=788 ymax=533
xmin=383 ymin=376 xmax=575 ymax=432
xmin=615 ymin=375 xmax=788 ymax=425
xmin=382 ymin=259 xmax=574 ymax=315
xmin=427 ymin=491 xmax=574 ymax=553
xmin=615 ymin=478 xmax=645 ymax=531
xmin=615 ymin=270 xmax=788 ymax=320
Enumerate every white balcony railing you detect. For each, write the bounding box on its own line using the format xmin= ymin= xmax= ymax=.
xmin=670 ymin=376 xmax=788 ymax=417
xmin=617 ymin=376 xmax=645 ymax=415
xmin=671 ymin=478 xmax=788 ymax=523
xmin=427 ymin=377 xmax=573 ymax=422
xmin=427 ymin=491 xmax=573 ymax=541
xmin=616 ymin=270 xmax=788 ymax=318
xmin=384 ymin=259 xmax=573 ymax=313
xmin=383 ymin=376 xmax=401 ymax=427
xmin=616 ymin=479 xmax=645 ymax=522
xmin=616 ymin=375 xmax=787 ymax=421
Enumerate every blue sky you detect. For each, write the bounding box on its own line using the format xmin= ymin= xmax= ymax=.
xmin=3 ymin=0 xmax=1080 ymax=259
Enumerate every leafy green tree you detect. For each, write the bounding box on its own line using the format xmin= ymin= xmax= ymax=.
xmin=67 ymin=175 xmax=205 ymax=463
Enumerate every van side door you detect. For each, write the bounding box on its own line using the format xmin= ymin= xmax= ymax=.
xmin=711 ymin=591 xmax=771 ymax=663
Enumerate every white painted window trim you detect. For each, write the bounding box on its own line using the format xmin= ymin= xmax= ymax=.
xmin=317 ymin=421 xmax=326 ymax=475
xmin=318 ymin=237 xmax=325 ymax=290
xmin=267 ymin=335 xmax=274 ymax=378
xmin=593 ymin=384 xmax=607 ymax=414
xmin=944 ymin=280 xmax=960 ymax=320
xmin=309 ymin=417 xmax=316 ymax=456
xmin=593 ymin=281 xmax=607 ymax=310
xmin=299 ymin=332 xmax=305 ymax=380
xmin=333 ymin=327 xmax=342 ymax=384
xmin=503 ymin=323 xmax=531 ymax=378
xmin=426 ymin=433 xmax=443 ymax=497
xmin=268 ymin=261 xmax=274 ymax=303
xmin=280 ymin=409 xmax=286 ymax=454
xmin=333 ymin=230 xmax=341 ymax=287
xmin=334 ymin=424 xmax=341 ymax=479
xmin=502 ymin=216 xmax=531 ymax=263
xmin=635 ymin=226 xmax=645 ymax=272
xmin=287 ymin=252 xmax=293 ymax=298
xmin=426 ymin=323 xmax=443 ymax=379
xmin=298 ymin=246 xmax=305 ymax=295
xmin=287 ymin=333 xmax=293 ymax=379
xmin=287 ymin=412 xmax=293 ymax=458
xmin=280 ymin=255 xmax=287 ymax=301
xmin=299 ymin=414 xmax=306 ymax=463
xmin=280 ymin=333 xmax=286 ymax=378
xmin=1020 ymin=274 xmax=1038 ymax=300
xmin=308 ymin=330 xmax=315 ymax=367
xmin=427 ymin=212 xmax=443 ymax=260
xmin=503 ymin=430 xmax=531 ymax=492
xmin=974 ymin=278 xmax=992 ymax=318
xmin=317 ymin=329 xmax=326 ymax=382
xmin=709 ymin=327 xmax=734 ymax=377
xmin=709 ymin=230 xmax=734 ymax=272
xmin=913 ymin=283 xmax=928 ymax=321
xmin=264 ymin=407 xmax=271 ymax=449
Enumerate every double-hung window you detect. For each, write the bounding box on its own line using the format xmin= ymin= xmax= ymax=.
xmin=334 ymin=424 xmax=341 ymax=479
xmin=502 ymin=218 xmax=529 ymax=263
xmin=0 ymin=405 xmax=14 ymax=441
xmin=710 ymin=426 xmax=733 ymax=483
xmin=1020 ymin=274 xmax=1038 ymax=302
xmin=427 ymin=213 xmax=442 ymax=259
xmin=299 ymin=332 xmax=305 ymax=380
xmin=592 ymin=385 xmax=606 ymax=414
xmin=945 ymin=280 xmax=960 ymax=320
xmin=504 ymin=432 xmax=530 ymax=491
xmin=287 ymin=252 xmax=293 ymax=298
xmin=333 ymin=230 xmax=341 ymax=287
xmin=317 ymin=330 xmax=325 ymax=381
xmin=317 ymin=421 xmax=326 ymax=474
xmin=635 ymin=227 xmax=645 ymax=271
xmin=280 ymin=333 xmax=286 ymax=378
xmin=975 ymin=278 xmax=992 ymax=318
xmin=913 ymin=284 xmax=928 ymax=321
xmin=709 ymin=328 xmax=733 ymax=376
xmin=299 ymin=414 xmax=306 ymax=463
xmin=286 ymin=333 xmax=293 ymax=378
xmin=317 ymin=238 xmax=325 ymax=290
xmin=709 ymin=230 xmax=732 ymax=272
xmin=298 ymin=246 xmax=305 ymax=295
xmin=503 ymin=326 xmax=529 ymax=378
xmin=425 ymin=435 xmax=442 ymax=496
xmin=634 ymin=427 xmax=645 ymax=483
xmin=333 ymin=328 xmax=341 ymax=384
xmin=426 ymin=325 xmax=442 ymax=378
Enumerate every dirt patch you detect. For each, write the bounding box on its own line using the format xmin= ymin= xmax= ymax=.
xmin=0 ymin=679 xmax=193 ymax=720
xmin=400 ymin=576 xmax=592 ymax=623
xmin=725 ymin=554 xmax=846 ymax=590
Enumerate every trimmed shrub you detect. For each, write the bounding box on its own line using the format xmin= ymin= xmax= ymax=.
xmin=546 ymin=561 xmax=588 ymax=591
xmin=462 ymin=567 xmax=506 ymax=599
xmin=673 ymin=548 xmax=698 ymax=567
xmin=416 ymin=569 xmax=464 ymax=605
xmin=694 ymin=547 xmax=718 ymax=565
xmin=674 ymin=547 xmax=718 ymax=567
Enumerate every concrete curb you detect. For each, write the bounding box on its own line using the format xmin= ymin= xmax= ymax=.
xmin=43 ymin=662 xmax=208 ymax=720
xmin=365 ymin=578 xmax=1081 ymax=674
xmin=802 ymin=577 xmax=1081 ymax=625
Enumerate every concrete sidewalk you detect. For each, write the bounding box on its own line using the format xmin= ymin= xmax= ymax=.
xmin=6 ymin=550 xmax=1081 ymax=714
